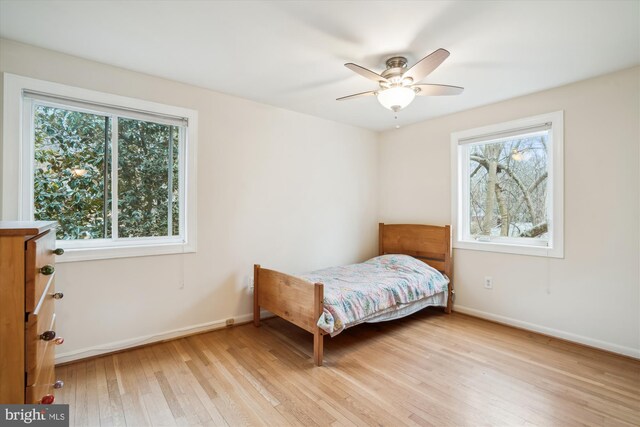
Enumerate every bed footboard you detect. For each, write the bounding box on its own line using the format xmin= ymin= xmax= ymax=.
xmin=253 ymin=264 xmax=325 ymax=366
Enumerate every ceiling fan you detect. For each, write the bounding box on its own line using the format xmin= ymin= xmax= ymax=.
xmin=337 ymin=48 xmax=463 ymax=112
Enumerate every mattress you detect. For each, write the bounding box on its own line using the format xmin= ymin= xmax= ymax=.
xmin=365 ymin=290 xmax=447 ymax=323
xmin=300 ymin=254 xmax=449 ymax=336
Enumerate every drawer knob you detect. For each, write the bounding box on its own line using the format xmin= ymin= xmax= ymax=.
xmin=51 ymin=292 xmax=64 ymax=300
xmin=40 ymin=265 xmax=55 ymax=275
xmin=53 ymin=337 xmax=65 ymax=345
xmin=53 ymin=380 xmax=64 ymax=389
xmin=53 ymin=248 xmax=65 ymax=255
xmin=40 ymin=394 xmax=55 ymax=404
xmin=40 ymin=330 xmax=56 ymax=341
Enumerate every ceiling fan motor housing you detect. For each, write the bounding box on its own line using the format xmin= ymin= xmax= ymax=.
xmin=381 ymin=56 xmax=412 ymax=88
xmin=385 ymin=56 xmax=408 ymax=69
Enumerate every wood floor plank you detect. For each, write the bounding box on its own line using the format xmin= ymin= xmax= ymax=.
xmin=104 ymin=357 xmax=127 ymax=427
xmin=56 ymin=311 xmax=640 ymax=426
xmin=134 ymin=347 xmax=178 ymax=426
xmin=84 ymin=361 xmax=101 ymax=424
xmin=74 ymin=362 xmax=89 ymax=426
xmin=190 ymin=335 xmax=290 ymax=426
xmin=162 ymin=342 xmax=211 ymax=426
xmin=94 ymin=358 xmax=114 ymax=426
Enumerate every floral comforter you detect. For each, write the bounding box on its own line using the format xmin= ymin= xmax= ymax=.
xmin=300 ymin=254 xmax=449 ymax=336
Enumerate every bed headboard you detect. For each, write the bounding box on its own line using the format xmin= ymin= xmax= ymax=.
xmin=378 ymin=223 xmax=452 ymax=280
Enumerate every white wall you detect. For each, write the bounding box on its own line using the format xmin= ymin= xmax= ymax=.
xmin=0 ymin=39 xmax=379 ymax=362
xmin=379 ymin=67 xmax=640 ymax=357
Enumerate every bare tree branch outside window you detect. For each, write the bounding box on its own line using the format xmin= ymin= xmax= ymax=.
xmin=468 ymin=134 xmax=548 ymax=240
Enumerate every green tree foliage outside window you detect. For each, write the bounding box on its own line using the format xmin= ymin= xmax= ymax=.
xmin=34 ymin=106 xmax=110 ymax=240
xmin=118 ymin=118 xmax=180 ymax=237
xmin=33 ymin=105 xmax=181 ymax=241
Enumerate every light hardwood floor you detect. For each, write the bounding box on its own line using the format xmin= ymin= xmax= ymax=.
xmin=56 ymin=310 xmax=640 ymax=426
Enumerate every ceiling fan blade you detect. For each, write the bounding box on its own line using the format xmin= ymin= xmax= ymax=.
xmin=336 ymin=91 xmax=378 ymax=101
xmin=413 ymin=84 xmax=464 ymax=96
xmin=344 ymin=63 xmax=388 ymax=83
xmin=403 ymin=48 xmax=450 ymax=83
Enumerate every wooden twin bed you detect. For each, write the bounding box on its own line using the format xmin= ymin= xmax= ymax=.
xmin=253 ymin=223 xmax=453 ymax=366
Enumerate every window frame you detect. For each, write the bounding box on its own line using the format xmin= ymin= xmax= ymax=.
xmin=2 ymin=73 xmax=198 ymax=262
xmin=450 ymin=111 xmax=564 ymax=258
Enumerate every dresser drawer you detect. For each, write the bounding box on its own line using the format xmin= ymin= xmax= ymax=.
xmin=25 ymin=230 xmax=56 ymax=313
xmin=26 ymin=288 xmax=57 ymax=387
xmin=25 ymin=366 xmax=56 ymax=404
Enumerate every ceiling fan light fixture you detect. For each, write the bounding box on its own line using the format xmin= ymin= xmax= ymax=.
xmin=377 ymin=86 xmax=416 ymax=112
xmin=339 ymin=49 xmax=462 ymax=113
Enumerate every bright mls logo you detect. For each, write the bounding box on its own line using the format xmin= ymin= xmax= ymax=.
xmin=1 ymin=405 xmax=69 ymax=426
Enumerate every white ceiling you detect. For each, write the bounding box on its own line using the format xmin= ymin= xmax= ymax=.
xmin=1 ymin=1 xmax=638 ymax=131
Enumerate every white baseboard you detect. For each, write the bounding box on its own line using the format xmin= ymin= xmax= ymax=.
xmin=55 ymin=310 xmax=274 ymax=364
xmin=58 ymin=306 xmax=639 ymax=363
xmin=454 ymin=305 xmax=640 ymax=359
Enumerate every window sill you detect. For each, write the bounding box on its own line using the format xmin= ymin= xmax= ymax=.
xmin=56 ymin=242 xmax=195 ymax=263
xmin=453 ymin=240 xmax=563 ymax=258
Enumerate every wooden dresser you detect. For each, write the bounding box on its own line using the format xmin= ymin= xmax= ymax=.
xmin=0 ymin=221 xmax=65 ymax=404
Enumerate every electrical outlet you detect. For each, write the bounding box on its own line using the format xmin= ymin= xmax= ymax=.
xmin=247 ymin=275 xmax=254 ymax=293
xmin=225 ymin=318 xmax=234 ymax=327
xmin=484 ymin=276 xmax=493 ymax=289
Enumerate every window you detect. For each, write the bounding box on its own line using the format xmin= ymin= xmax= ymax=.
xmin=2 ymin=74 xmax=197 ymax=262
xmin=451 ymin=111 xmax=563 ymax=257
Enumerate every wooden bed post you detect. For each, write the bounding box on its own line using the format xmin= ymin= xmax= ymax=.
xmin=447 ymin=257 xmax=454 ymax=314
xmin=313 ymin=283 xmax=324 ymax=366
xmin=444 ymin=225 xmax=454 ymax=314
xmin=253 ymin=264 xmax=261 ymax=327
xmin=378 ymin=223 xmax=385 ymax=256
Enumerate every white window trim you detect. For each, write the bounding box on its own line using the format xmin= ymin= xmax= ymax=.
xmin=450 ymin=111 xmax=564 ymax=258
xmin=2 ymin=73 xmax=198 ymax=262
